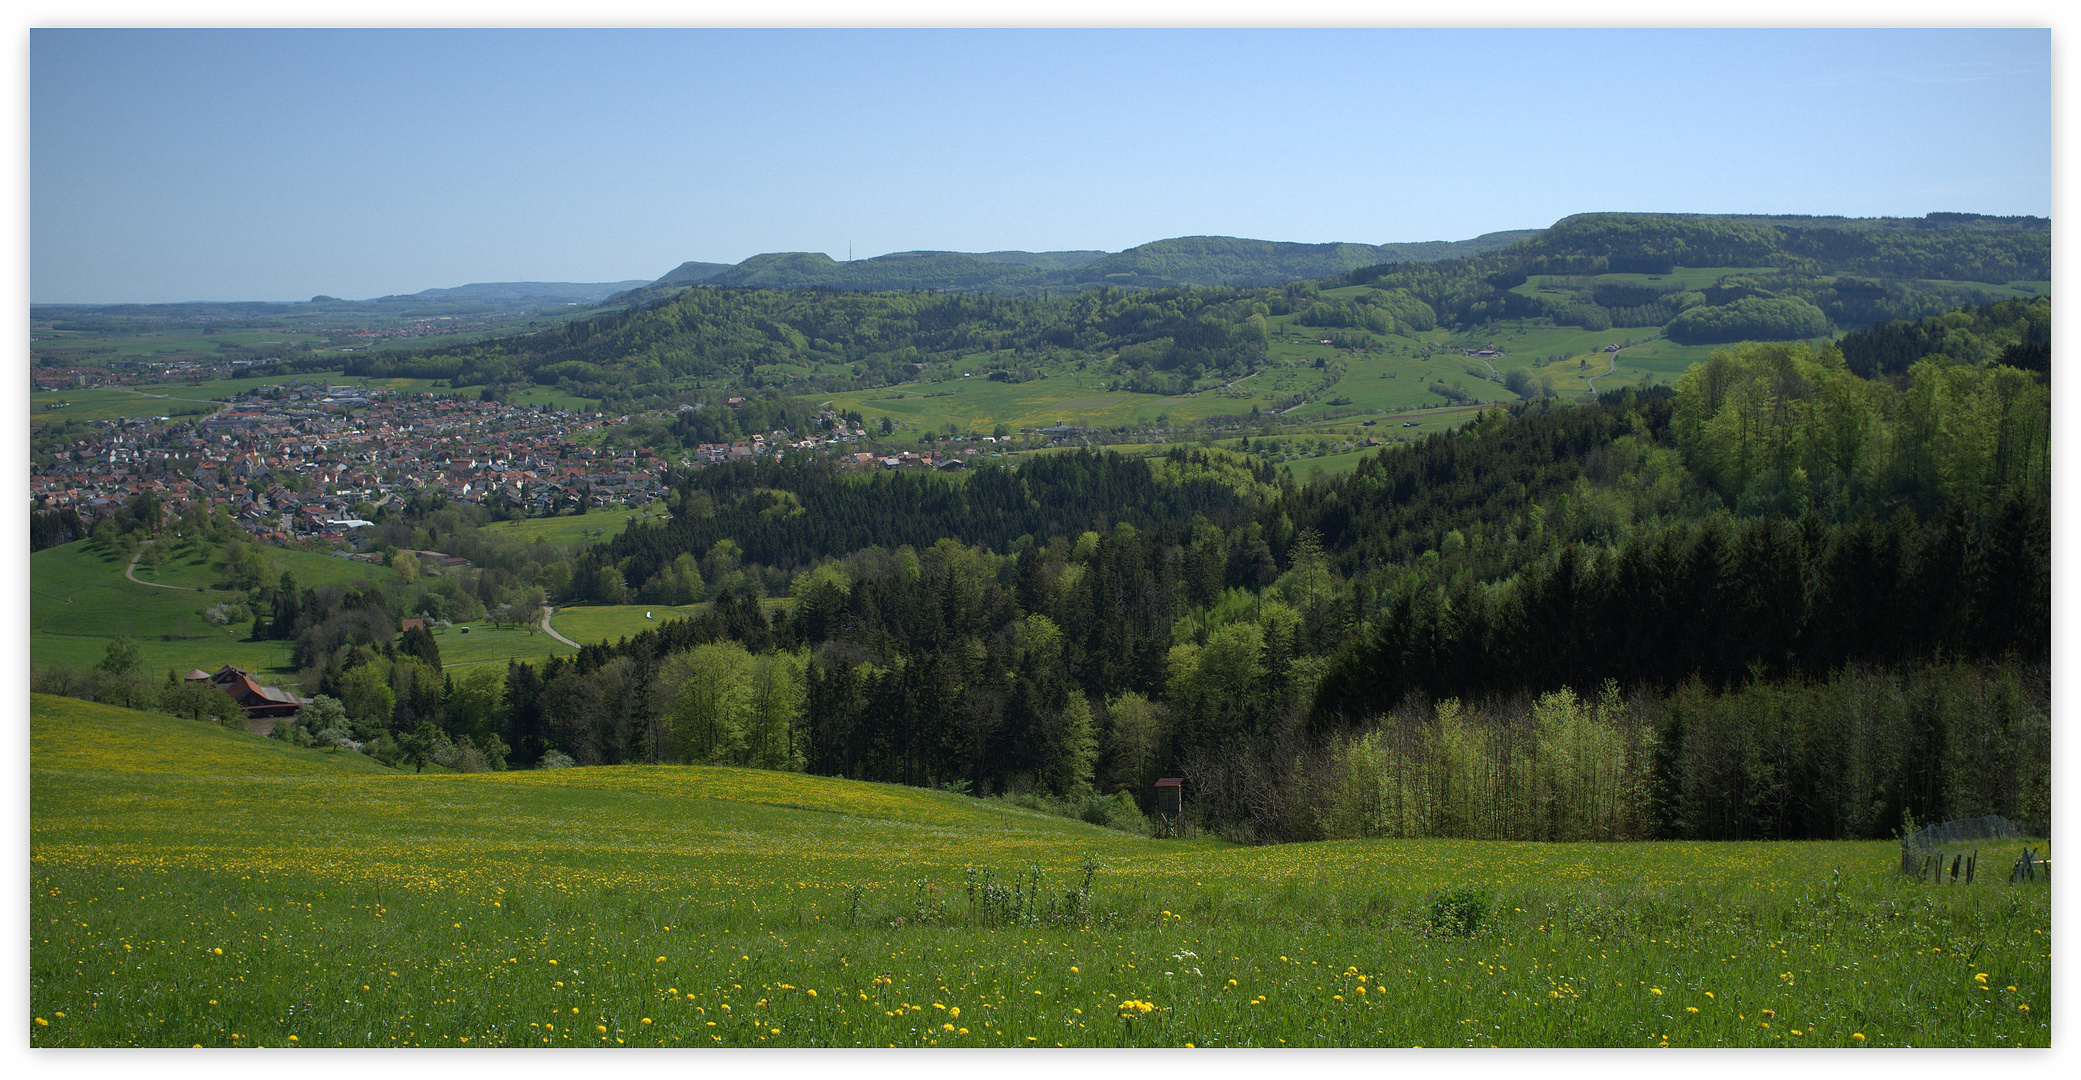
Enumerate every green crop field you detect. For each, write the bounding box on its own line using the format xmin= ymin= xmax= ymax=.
xmin=29 ymin=694 xmax=2051 ymax=1048
xmin=29 ymin=386 xmax=225 ymax=425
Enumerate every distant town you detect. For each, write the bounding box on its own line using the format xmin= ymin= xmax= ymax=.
xmin=29 ymin=375 xmax=1024 ymax=547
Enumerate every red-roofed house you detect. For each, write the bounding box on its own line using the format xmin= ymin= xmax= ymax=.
xmin=204 ymin=665 xmax=311 ymax=733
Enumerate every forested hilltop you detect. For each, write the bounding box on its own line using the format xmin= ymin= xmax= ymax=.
xmin=144 ymin=298 xmax=2032 ymax=846
xmin=603 ymin=231 xmax=1544 ymax=305
xmin=335 ymin=212 xmax=2046 ymax=414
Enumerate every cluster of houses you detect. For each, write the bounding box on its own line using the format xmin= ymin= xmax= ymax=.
xmin=33 ymin=380 xmax=1039 ymax=543
xmin=31 ymin=386 xmax=680 ymax=540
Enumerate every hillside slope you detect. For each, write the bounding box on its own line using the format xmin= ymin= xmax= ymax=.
xmin=28 ymin=693 xmax=2048 ymax=1049
xmin=609 ymin=229 xmax=1544 ymax=302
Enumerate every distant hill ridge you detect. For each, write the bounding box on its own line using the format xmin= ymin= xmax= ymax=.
xmin=376 ymin=280 xmax=652 ymax=303
xmin=608 ymin=230 xmax=1544 ymax=304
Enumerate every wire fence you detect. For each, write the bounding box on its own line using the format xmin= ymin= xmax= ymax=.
xmin=1897 ymin=815 xmax=2050 ymax=883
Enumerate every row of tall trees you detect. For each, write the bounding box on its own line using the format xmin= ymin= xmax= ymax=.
xmin=1305 ymin=659 xmax=2048 ymax=843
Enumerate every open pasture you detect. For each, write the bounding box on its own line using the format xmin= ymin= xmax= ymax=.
xmin=29 ymin=386 xmax=224 ymax=425
xmin=504 ymin=384 xmax=598 ymax=412
xmin=30 ymin=541 xmax=292 ymax=676
xmin=548 ymin=599 xmax=793 ymax=648
xmin=430 ymin=620 xmax=576 ymax=670
xmin=31 ymin=540 xmax=399 ymax=677
xmin=30 ymin=694 xmax=2051 ymax=1048
xmin=481 ymin=506 xmax=664 ymax=550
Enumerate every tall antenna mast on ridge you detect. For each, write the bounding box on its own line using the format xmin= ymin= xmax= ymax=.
xmin=848 ymin=240 xmax=853 ymax=262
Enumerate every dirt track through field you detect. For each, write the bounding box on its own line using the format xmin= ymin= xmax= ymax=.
xmin=539 ymin=607 xmax=581 ymax=648
xmin=126 ymin=545 xmax=193 ymax=590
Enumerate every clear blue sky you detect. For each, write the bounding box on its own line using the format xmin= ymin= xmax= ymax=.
xmin=30 ymin=27 xmax=2052 ymax=304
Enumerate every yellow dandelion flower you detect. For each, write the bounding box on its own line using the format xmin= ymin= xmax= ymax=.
xmin=595 ymin=1025 xmax=607 ymax=1034
xmin=1852 ymin=1033 xmax=1865 ymax=1042
xmin=640 ymin=1018 xmax=652 ymax=1025
xmin=34 ymin=1018 xmax=47 ymax=1027
xmin=1686 ymin=1007 xmax=1698 ymax=1014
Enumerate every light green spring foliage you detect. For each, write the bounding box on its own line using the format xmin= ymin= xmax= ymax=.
xmin=656 ymin=642 xmax=808 ymax=771
xmin=1672 ymin=341 xmax=2048 ymax=516
xmin=29 ymin=695 xmax=2052 ymax=1048
xmin=1320 ymin=688 xmax=1656 ymax=843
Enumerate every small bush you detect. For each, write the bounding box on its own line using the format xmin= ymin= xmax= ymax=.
xmin=1427 ymin=883 xmax=1495 ymax=936
xmin=991 ymin=789 xmax=1149 ymax=835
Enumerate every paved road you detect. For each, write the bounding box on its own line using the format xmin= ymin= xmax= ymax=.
xmin=539 ymin=606 xmax=581 ymax=648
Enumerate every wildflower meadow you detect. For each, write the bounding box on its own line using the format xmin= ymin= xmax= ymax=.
xmin=29 ymin=694 xmax=2050 ymax=1048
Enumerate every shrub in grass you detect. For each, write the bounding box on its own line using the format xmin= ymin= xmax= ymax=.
xmin=1427 ymin=883 xmax=1494 ymax=936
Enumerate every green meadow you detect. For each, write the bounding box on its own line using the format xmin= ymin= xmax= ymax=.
xmin=428 ymin=620 xmax=575 ymax=669
xmin=31 ymin=537 xmax=592 ymax=677
xmin=30 ymin=386 xmax=225 ymax=425
xmin=547 ymin=599 xmax=794 ymax=649
xmin=503 ymin=384 xmax=599 ymax=412
xmin=29 ymin=540 xmax=316 ymax=677
xmin=29 ymin=694 xmax=2050 ymax=1048
xmin=481 ymin=506 xmax=665 ymax=550
xmin=36 ymin=542 xmax=378 ymax=668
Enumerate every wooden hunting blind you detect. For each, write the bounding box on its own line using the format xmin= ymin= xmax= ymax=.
xmin=1155 ymin=777 xmax=1183 ymax=819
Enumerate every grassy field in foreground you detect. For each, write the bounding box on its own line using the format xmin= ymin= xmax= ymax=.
xmin=30 ymin=694 xmax=2050 ymax=1048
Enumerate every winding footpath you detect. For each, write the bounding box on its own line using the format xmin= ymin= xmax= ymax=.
xmin=1583 ymin=348 xmax=1621 ymax=395
xmin=539 ymin=606 xmax=582 ymax=648
xmin=125 ymin=544 xmax=194 ymax=590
